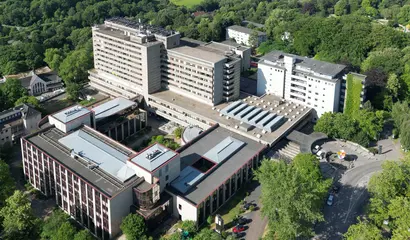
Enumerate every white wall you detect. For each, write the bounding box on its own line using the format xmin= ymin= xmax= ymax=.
xmin=172 ymin=195 xmax=197 ymax=222
xmin=126 ymin=161 xmax=153 ymax=184
xmin=257 ymin=62 xmax=285 ymax=97
xmin=66 ymin=114 xmax=92 ymax=133
xmin=303 ymin=76 xmax=340 ymax=118
xmin=109 ymin=185 xmax=134 ymax=238
xmin=152 ymin=155 xmax=181 ymax=192
xmin=48 ymin=113 xmax=91 ymax=133
xmin=48 ymin=116 xmax=67 ymax=132
xmin=227 ymin=29 xmax=250 ymax=46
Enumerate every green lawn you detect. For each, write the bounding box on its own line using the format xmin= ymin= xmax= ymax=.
xmin=170 ymin=0 xmax=203 ymax=8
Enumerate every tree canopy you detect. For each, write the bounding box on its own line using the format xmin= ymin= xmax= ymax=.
xmin=346 ymin=155 xmax=410 ymax=240
xmin=0 ymin=160 xmax=15 ymax=208
xmin=0 ymin=190 xmax=40 ymax=239
xmin=120 ymin=213 xmax=147 ymax=240
xmin=256 ymin=154 xmax=331 ymax=239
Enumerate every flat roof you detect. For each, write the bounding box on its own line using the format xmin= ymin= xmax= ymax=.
xmin=150 ymin=90 xmax=313 ymax=146
xmin=26 ymin=126 xmax=139 ymax=197
xmin=131 ymin=143 xmax=177 ymax=172
xmin=227 ymin=25 xmax=266 ymax=36
xmin=168 ymin=46 xmax=226 ymax=64
xmin=261 ymin=50 xmax=346 ymax=78
xmin=174 ymin=125 xmax=264 ymax=205
xmin=170 ymin=166 xmax=205 ymax=194
xmin=92 ymin=97 xmax=136 ymax=121
xmin=58 ymin=129 xmax=135 ymax=182
xmin=52 ymin=105 xmax=91 ymax=123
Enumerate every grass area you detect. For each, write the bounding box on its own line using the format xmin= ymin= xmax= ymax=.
xmin=170 ymin=0 xmax=203 ymax=8
xmin=214 ymin=180 xmax=256 ymax=227
xmin=344 ymin=73 xmax=364 ymax=115
xmin=79 ymin=98 xmax=96 ymax=106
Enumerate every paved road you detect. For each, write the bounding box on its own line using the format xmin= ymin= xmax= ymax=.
xmin=234 ymin=182 xmax=268 ymax=240
xmin=314 ymin=161 xmax=383 ymax=239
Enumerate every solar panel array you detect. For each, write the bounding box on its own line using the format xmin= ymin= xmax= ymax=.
xmin=221 ymin=101 xmax=287 ymax=133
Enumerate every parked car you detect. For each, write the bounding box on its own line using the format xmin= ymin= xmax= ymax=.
xmin=232 ymin=225 xmax=245 ymax=233
xmin=313 ymin=145 xmax=321 ymax=154
xmin=235 ymin=216 xmax=249 ymax=225
xmin=327 ymin=194 xmax=334 ymax=206
xmin=243 ymin=202 xmax=257 ymax=210
xmin=332 ymin=185 xmax=341 ymax=194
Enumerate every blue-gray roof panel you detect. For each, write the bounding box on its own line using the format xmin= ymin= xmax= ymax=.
xmin=170 ymin=166 xmax=204 ymax=193
xmin=203 ymin=137 xmax=245 ymax=164
xmin=93 ymin=97 xmax=136 ymax=121
xmin=52 ymin=105 xmax=91 ymax=123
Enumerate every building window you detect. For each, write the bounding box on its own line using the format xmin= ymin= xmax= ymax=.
xmin=165 ymin=175 xmax=169 ymax=181
xmin=159 ymin=168 xmax=162 ymax=177
xmin=165 ymin=164 xmax=169 ymax=172
xmin=179 ymin=204 xmax=182 ymax=210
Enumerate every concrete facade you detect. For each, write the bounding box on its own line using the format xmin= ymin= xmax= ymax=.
xmin=226 ymin=25 xmax=267 ymax=47
xmin=88 ymin=18 xmax=250 ymax=107
xmin=257 ymin=51 xmax=346 ymax=119
xmin=0 ymin=104 xmax=41 ymax=146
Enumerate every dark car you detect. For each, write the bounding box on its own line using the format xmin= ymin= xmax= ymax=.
xmin=243 ymin=202 xmax=257 ymax=210
xmin=235 ymin=216 xmax=249 ymax=225
xmin=232 ymin=224 xmax=245 ymax=233
xmin=332 ymin=185 xmax=341 ymax=194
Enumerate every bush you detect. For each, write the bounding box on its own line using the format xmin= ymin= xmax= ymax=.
xmin=206 ymin=216 xmax=213 ymax=225
xmin=173 ymin=127 xmax=183 ymax=139
xmin=368 ymin=147 xmax=378 ymax=155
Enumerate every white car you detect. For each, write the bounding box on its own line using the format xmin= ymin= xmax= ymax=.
xmin=327 ymin=194 xmax=334 ymax=206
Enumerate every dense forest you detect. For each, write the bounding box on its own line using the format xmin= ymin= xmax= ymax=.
xmin=0 ymin=0 xmax=409 ymax=108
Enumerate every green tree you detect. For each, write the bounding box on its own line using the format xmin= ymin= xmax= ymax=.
xmin=248 ymin=29 xmax=260 ymax=47
xmin=0 ymin=78 xmax=27 ymax=108
xmin=0 ymin=190 xmax=39 ymax=239
xmin=15 ymin=95 xmax=40 ymax=109
xmin=386 ymin=73 xmax=401 ymax=99
xmin=66 ymin=82 xmax=82 ymax=101
xmin=52 ymin=222 xmax=76 ymax=240
xmin=344 ymin=219 xmax=383 ymax=240
xmin=334 ymin=0 xmax=349 ymax=16
xmin=361 ymin=48 xmax=404 ymax=75
xmin=41 ymin=209 xmax=70 ymax=240
xmin=44 ymin=48 xmax=65 ymax=71
xmin=400 ymin=120 xmax=410 ymax=150
xmin=193 ymin=228 xmax=222 ymax=240
xmin=256 ymin=154 xmax=331 ymax=239
xmin=120 ymin=213 xmax=147 ymax=240
xmin=180 ymin=220 xmax=197 ymax=234
xmin=0 ymin=160 xmax=15 ymax=208
xmin=391 ymin=101 xmax=410 ymax=134
xmin=74 ymin=230 xmax=94 ymax=240
xmin=59 ymin=45 xmax=93 ymax=84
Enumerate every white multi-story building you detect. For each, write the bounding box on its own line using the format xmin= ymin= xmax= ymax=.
xmin=226 ymin=25 xmax=267 ymax=47
xmin=0 ymin=104 xmax=41 ymax=146
xmin=89 ymin=18 xmax=251 ymax=106
xmin=257 ymin=51 xmax=346 ymax=119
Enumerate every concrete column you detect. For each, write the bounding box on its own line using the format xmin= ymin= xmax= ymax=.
xmin=79 ymin=179 xmax=84 ymax=224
